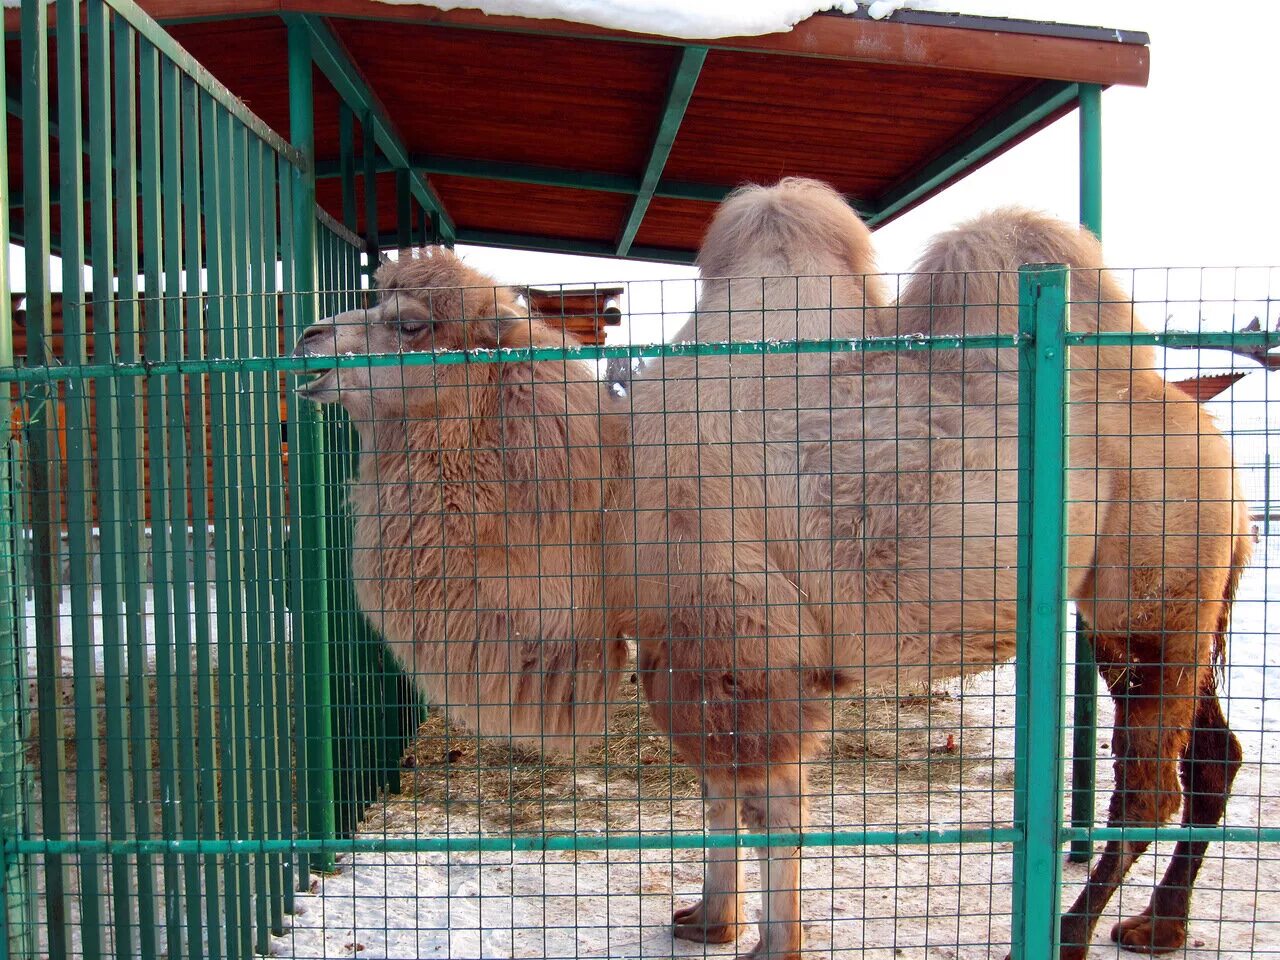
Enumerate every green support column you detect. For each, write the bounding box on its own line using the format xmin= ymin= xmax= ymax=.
xmin=287 ymin=19 xmax=336 ymax=876
xmin=362 ymin=115 xmax=379 ymax=283
xmin=339 ymin=104 xmax=357 ymax=233
xmin=1012 ymin=265 xmax=1069 ymax=960
xmin=1078 ymin=85 xmax=1102 ymax=238
xmin=396 ymin=168 xmax=412 ymax=250
xmin=1070 ymin=82 xmax=1102 ymax=865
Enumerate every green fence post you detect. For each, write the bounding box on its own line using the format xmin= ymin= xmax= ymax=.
xmin=1013 ymin=265 xmax=1069 ymax=960
xmin=287 ymin=19 xmax=337 ymax=876
xmin=1069 ymin=82 xmax=1103 ymax=865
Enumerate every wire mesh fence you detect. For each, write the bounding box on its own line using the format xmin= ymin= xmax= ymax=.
xmin=1 ymin=253 xmax=1277 ymax=960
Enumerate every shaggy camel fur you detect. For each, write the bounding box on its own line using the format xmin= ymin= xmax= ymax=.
xmin=293 ymin=249 xmax=629 ymax=753
xmin=293 ymin=181 xmax=1249 ymax=960
xmin=609 ymin=178 xmax=1250 ymax=960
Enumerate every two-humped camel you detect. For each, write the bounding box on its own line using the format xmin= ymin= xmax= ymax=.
xmin=293 ymin=179 xmax=1250 ymax=960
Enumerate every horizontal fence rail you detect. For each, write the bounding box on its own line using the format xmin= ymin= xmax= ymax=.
xmin=2 ymin=327 xmax=1278 ymax=384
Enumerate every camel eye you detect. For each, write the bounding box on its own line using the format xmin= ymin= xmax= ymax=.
xmin=398 ymin=321 xmax=430 ymax=336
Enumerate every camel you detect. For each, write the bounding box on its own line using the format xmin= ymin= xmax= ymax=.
xmin=610 ymin=179 xmax=1250 ymax=960
xmin=291 ymin=180 xmax=1250 ymax=960
xmin=292 ymin=247 xmax=630 ymax=755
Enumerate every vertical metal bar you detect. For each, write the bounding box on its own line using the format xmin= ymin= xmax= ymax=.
xmin=113 ymin=22 xmax=161 ymax=959
xmin=353 ymin=127 xmax=385 ymax=820
xmin=362 ymin=117 xmax=379 ymax=284
xmin=238 ymin=130 xmax=273 ymax=955
xmin=0 ymin=382 xmax=28 ymax=956
xmin=1013 ymin=265 xmax=1069 ymax=960
xmin=226 ymin=116 xmax=256 ymax=960
xmin=396 ymin=168 xmax=412 ymax=250
xmin=0 ymin=27 xmax=36 ymax=960
xmin=275 ymin=155 xmax=308 ymax=895
xmin=257 ymin=141 xmax=290 ymax=934
xmin=210 ymin=103 xmax=251 ymax=960
xmin=200 ymin=91 xmax=241 ymax=960
xmin=310 ymin=232 xmax=347 ymax=831
xmin=140 ymin=40 xmax=185 ymax=958
xmin=1069 ymin=82 xmax=1102 ymax=864
xmin=20 ymin=1 xmax=71 ymax=953
xmin=179 ymin=76 xmax=222 ymax=960
xmin=287 ymin=19 xmax=336 ymax=873
xmin=339 ymin=105 xmax=357 ymax=233
xmin=87 ymin=3 xmax=136 ymax=956
xmin=1265 ymin=453 xmax=1272 ymax=539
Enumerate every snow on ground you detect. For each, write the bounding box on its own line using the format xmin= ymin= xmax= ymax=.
xmin=20 ymin=586 xmax=221 ymax=676
xmin=269 ymin=541 xmax=1280 ymax=960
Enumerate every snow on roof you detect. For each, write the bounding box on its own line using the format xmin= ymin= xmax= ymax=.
xmin=0 ymin=0 xmax=1146 ymax=39
xmin=365 ymin=0 xmax=1136 ymax=41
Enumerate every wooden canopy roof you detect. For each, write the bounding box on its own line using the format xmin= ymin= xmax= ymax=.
xmin=6 ymin=1 xmax=1150 ymax=264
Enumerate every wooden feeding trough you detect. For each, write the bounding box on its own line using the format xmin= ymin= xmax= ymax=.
xmin=524 ymin=285 xmax=624 ymax=345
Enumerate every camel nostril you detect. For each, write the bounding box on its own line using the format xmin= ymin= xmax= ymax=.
xmin=295 ymin=324 xmax=335 ymax=357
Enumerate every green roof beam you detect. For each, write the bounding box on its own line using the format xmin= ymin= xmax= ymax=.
xmin=866 ymin=80 xmax=1079 ymax=226
xmin=286 ymin=13 xmax=455 ymax=243
xmin=450 ymin=227 xmax=696 ymax=265
xmin=314 ymin=153 xmax=732 ymax=205
xmin=615 ymin=45 xmax=706 ymax=257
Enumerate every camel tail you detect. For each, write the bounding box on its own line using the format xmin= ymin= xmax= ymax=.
xmin=1213 ymin=494 xmax=1254 ymax=683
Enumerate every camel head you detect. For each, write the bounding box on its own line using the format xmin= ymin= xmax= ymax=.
xmin=291 ymin=246 xmax=523 ymax=421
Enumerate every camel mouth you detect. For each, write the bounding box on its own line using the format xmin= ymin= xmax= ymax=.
xmin=295 ymin=368 xmax=337 ymax=401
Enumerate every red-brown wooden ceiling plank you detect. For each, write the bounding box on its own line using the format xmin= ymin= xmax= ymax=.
xmin=330 ymin=19 xmax=677 ymax=177
xmin=663 ymin=50 xmax=1034 ymax=199
xmin=431 ymin=177 xmax=633 ymax=242
xmin=631 ymin=197 xmax=716 ymax=254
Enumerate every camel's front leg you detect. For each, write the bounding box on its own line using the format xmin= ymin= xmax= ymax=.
xmin=741 ymin=770 xmax=805 ymax=960
xmin=673 ymin=783 xmax=744 ymax=944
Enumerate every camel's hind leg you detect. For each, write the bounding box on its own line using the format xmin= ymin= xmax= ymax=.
xmin=1110 ymin=687 xmax=1242 ymax=954
xmin=673 ymin=782 xmax=744 ymax=944
xmin=1059 ymin=649 xmax=1196 ymax=960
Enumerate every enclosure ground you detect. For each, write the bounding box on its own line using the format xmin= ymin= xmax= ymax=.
xmin=271 ymin=539 xmax=1280 ymax=958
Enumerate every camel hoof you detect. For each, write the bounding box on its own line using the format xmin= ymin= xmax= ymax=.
xmin=672 ymin=921 xmax=737 ymax=945
xmin=741 ymin=943 xmax=801 ymax=960
xmin=671 ymin=900 xmax=738 ymax=944
xmin=1111 ymin=913 xmax=1187 ymax=954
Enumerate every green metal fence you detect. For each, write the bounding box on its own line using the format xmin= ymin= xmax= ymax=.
xmin=0 ymin=2 xmax=417 ymax=956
